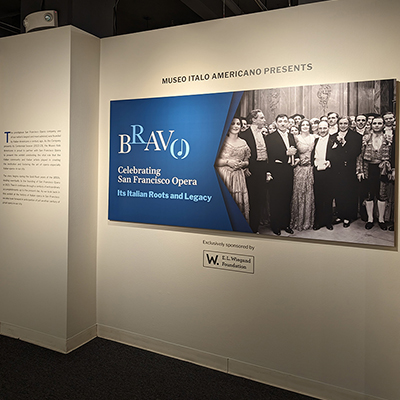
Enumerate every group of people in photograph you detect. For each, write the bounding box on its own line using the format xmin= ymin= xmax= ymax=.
xmin=216 ymin=109 xmax=396 ymax=236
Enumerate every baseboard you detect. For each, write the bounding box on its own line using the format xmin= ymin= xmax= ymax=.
xmin=0 ymin=322 xmax=67 ymax=353
xmin=66 ymin=324 xmax=97 ymax=353
xmin=97 ymin=324 xmax=227 ymax=372
xmin=228 ymin=359 xmax=387 ymax=400
xmin=97 ymin=324 xmax=387 ymax=400
xmin=0 ymin=322 xmax=97 ymax=354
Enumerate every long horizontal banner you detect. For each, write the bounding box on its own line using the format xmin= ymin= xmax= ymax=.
xmin=109 ymin=79 xmax=396 ymax=247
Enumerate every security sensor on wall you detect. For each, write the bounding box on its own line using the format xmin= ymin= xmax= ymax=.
xmin=23 ymin=10 xmax=58 ymax=33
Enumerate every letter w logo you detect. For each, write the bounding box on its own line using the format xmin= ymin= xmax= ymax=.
xmin=206 ymin=254 xmax=218 ymax=265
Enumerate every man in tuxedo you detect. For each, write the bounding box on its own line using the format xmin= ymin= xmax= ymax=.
xmin=265 ymin=114 xmax=297 ymax=235
xmin=331 ymin=116 xmax=362 ymax=227
xmin=312 ymin=120 xmax=336 ymax=230
xmin=240 ymin=109 xmax=268 ymax=233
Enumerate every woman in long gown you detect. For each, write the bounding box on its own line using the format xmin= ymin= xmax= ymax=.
xmin=216 ymin=117 xmax=251 ymax=222
xmin=290 ymin=119 xmax=315 ymax=230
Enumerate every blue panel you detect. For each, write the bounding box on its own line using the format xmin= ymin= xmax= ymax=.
xmin=108 ymin=91 xmax=250 ymax=232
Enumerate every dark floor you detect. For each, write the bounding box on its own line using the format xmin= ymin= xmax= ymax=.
xmin=0 ymin=334 xmax=319 ymax=400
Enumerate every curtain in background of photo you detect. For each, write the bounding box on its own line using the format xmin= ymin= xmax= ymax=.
xmin=239 ymin=79 xmax=396 ymax=123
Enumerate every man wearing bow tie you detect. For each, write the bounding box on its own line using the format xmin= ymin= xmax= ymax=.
xmin=240 ymin=109 xmax=268 ymax=233
xmin=266 ymin=114 xmax=297 ymax=235
xmin=312 ymin=120 xmax=336 ymax=230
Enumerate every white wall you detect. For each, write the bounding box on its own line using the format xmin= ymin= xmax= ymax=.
xmin=0 ymin=26 xmax=99 ymax=352
xmin=0 ymin=28 xmax=71 ymax=348
xmin=97 ymin=1 xmax=400 ymax=400
xmin=67 ymin=27 xmax=99 ymax=347
xmin=0 ymin=1 xmax=399 ymax=398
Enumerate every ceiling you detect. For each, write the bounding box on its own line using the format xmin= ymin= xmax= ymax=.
xmin=0 ymin=0 xmax=318 ymax=38
xmin=115 ymin=0 xmax=299 ymax=36
xmin=0 ymin=0 xmax=20 ymax=36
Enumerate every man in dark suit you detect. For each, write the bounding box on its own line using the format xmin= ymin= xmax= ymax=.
xmin=265 ymin=114 xmax=297 ymax=235
xmin=240 ymin=109 xmax=268 ymax=233
xmin=311 ymin=120 xmax=336 ymax=230
xmin=331 ymin=116 xmax=362 ymax=227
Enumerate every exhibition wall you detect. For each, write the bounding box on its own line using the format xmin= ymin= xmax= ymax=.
xmin=0 ymin=26 xmax=99 ymax=352
xmin=97 ymin=1 xmax=400 ymax=400
xmin=66 ymin=28 xmax=99 ymax=343
xmin=0 ymin=0 xmax=400 ymax=399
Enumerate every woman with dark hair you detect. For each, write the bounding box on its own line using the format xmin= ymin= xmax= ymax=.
xmin=291 ymin=119 xmax=315 ymax=230
xmin=289 ymin=125 xmax=299 ymax=136
xmin=357 ymin=116 xmax=392 ymax=230
xmin=216 ymin=117 xmax=251 ymax=222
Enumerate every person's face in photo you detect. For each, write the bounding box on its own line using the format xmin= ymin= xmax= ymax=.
xmin=338 ymin=118 xmax=349 ymax=132
xmin=356 ymin=115 xmax=367 ymax=130
xmin=327 ymin=113 xmax=338 ymax=127
xmin=371 ymin=117 xmax=384 ymax=133
xmin=318 ymin=121 xmax=329 ymax=137
xmin=383 ymin=113 xmax=395 ymax=127
xmin=300 ymin=120 xmax=310 ymax=134
xmin=229 ymin=118 xmax=241 ymax=135
xmin=276 ymin=116 xmax=289 ymax=132
xmin=253 ymin=112 xmax=266 ymax=129
xmin=294 ymin=115 xmax=302 ymax=126
xmin=310 ymin=119 xmax=319 ymax=133
xmin=268 ymin=123 xmax=277 ymax=133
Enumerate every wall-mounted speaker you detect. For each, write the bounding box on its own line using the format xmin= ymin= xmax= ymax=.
xmin=23 ymin=10 xmax=58 ymax=33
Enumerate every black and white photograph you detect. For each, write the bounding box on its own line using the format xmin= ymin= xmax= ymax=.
xmin=223 ymin=79 xmax=396 ymax=247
